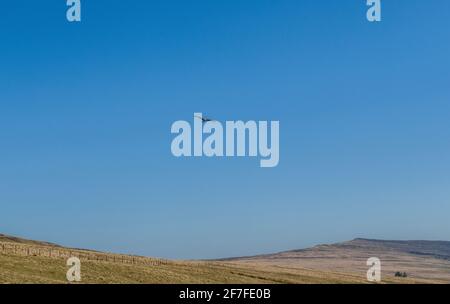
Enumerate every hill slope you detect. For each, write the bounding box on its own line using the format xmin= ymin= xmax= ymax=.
xmin=224 ymin=238 xmax=450 ymax=283
xmin=0 ymin=234 xmax=60 ymax=247
xmin=1 ymin=235 xmax=448 ymax=283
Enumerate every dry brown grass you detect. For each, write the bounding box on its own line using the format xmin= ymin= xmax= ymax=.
xmin=0 ymin=251 xmax=370 ymax=284
xmin=1 ymin=237 xmax=448 ymax=284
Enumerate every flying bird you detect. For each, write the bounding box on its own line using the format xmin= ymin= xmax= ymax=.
xmin=195 ymin=115 xmax=215 ymax=123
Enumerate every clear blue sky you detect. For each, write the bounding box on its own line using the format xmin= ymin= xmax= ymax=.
xmin=1 ymin=1 xmax=449 ymax=259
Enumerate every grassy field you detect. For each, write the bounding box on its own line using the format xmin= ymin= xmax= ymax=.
xmin=1 ymin=251 xmax=418 ymax=284
xmin=1 ymin=235 xmax=446 ymax=284
xmin=0 ymin=250 xmax=427 ymax=284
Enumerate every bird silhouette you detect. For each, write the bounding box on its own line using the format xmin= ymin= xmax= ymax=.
xmin=195 ymin=115 xmax=215 ymax=123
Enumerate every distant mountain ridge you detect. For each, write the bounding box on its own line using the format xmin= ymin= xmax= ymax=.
xmin=220 ymin=238 xmax=450 ymax=262
xmin=219 ymin=238 xmax=450 ymax=283
xmin=279 ymin=238 xmax=450 ymax=260
xmin=332 ymin=238 xmax=450 ymax=260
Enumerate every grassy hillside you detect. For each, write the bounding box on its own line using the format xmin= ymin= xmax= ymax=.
xmin=0 ymin=234 xmax=60 ymax=247
xmin=0 ymin=253 xmax=374 ymax=284
xmin=0 ymin=235 xmax=447 ymax=284
xmin=225 ymin=239 xmax=450 ymax=283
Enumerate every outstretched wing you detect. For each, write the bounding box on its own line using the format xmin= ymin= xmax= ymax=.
xmin=195 ymin=115 xmax=215 ymax=122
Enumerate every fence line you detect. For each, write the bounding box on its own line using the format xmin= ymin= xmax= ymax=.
xmin=0 ymin=241 xmax=214 ymax=268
